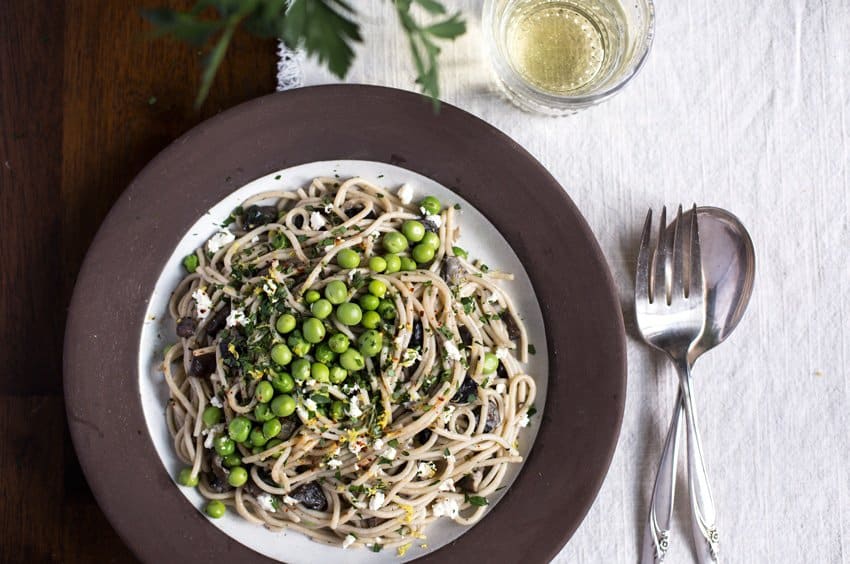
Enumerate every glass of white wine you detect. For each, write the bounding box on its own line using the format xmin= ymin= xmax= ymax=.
xmin=483 ymin=0 xmax=655 ymax=115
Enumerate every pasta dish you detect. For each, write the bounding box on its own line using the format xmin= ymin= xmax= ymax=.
xmin=162 ymin=177 xmax=537 ymax=554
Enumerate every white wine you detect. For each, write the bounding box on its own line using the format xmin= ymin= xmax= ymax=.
xmin=503 ymin=0 xmax=627 ymax=95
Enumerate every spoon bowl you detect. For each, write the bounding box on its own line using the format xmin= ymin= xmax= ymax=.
xmin=666 ymin=207 xmax=756 ymax=363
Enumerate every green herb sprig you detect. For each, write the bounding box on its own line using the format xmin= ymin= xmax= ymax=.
xmin=142 ymin=0 xmax=466 ymax=108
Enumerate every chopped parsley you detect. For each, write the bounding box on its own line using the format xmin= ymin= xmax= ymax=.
xmin=461 ymin=296 xmax=475 ymax=314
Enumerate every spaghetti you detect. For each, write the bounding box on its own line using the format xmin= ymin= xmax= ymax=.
xmin=162 ymin=177 xmax=537 ymax=552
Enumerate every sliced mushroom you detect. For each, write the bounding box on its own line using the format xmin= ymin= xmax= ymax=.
xmin=244 ymin=478 xmax=264 ymax=497
xmin=243 ymin=205 xmax=278 ymax=229
xmin=210 ymin=454 xmax=230 ymax=483
xmin=440 ymin=257 xmax=465 ymax=286
xmin=188 ymin=352 xmax=216 ymax=378
xmin=344 ymin=203 xmax=377 ymax=220
xmin=481 ymin=400 xmax=501 ymax=433
xmin=422 ymin=216 xmax=440 ymax=232
xmin=501 ymin=312 xmax=522 ymax=341
xmin=290 ymin=482 xmax=328 ymax=511
xmin=278 ymin=416 xmax=300 ymax=441
xmin=176 ymin=317 xmax=196 ymax=338
xmin=455 ymin=474 xmax=477 ymax=493
xmin=205 ymin=304 xmax=231 ymax=337
xmin=415 ymin=428 xmax=432 ymax=446
xmin=451 ymin=376 xmax=478 ymax=403
xmin=409 ymin=318 xmax=423 ymax=350
xmin=458 ymin=325 xmax=473 ymax=347
xmin=205 ymin=471 xmax=233 ymax=493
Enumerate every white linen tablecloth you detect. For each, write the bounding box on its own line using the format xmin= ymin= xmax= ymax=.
xmin=277 ymin=2 xmax=850 ymax=561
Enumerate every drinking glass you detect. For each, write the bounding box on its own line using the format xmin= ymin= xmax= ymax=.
xmin=483 ymin=0 xmax=655 ymax=115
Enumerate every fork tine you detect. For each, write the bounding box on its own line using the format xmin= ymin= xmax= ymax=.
xmin=636 ymin=208 xmax=653 ymax=302
xmin=671 ymin=204 xmax=685 ymax=298
xmin=689 ymin=204 xmax=704 ymax=298
xmin=652 ymin=206 xmax=668 ymax=304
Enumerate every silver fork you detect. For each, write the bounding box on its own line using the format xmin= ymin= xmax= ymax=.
xmin=636 ymin=206 xmax=719 ymax=563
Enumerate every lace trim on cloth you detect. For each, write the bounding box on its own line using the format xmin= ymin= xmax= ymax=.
xmin=276 ymin=41 xmax=302 ymax=91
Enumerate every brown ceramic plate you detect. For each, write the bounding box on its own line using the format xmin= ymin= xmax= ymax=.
xmin=64 ymin=85 xmax=626 ymax=563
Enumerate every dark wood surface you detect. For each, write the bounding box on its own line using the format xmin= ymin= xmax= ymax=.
xmin=0 ymin=2 xmax=276 ymax=561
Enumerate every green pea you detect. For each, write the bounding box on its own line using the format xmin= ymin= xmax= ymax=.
xmin=384 ymin=254 xmax=401 ymax=274
xmin=222 ymin=455 xmax=241 ymax=468
xmin=358 ymin=329 xmax=383 ymax=357
xmin=310 ymin=298 xmax=333 ymax=319
xmin=228 ymin=416 xmax=252 ymax=443
xmin=315 ymin=343 xmax=337 ymax=364
xmin=382 ymin=232 xmax=408 ymax=254
xmin=368 ymin=256 xmax=387 ymax=273
xmin=202 ymin=405 xmax=222 ymax=427
xmin=368 ymin=279 xmax=388 ymax=298
xmin=330 ymin=400 xmax=345 ymax=421
xmin=324 ymin=280 xmax=348 ymax=305
xmin=262 ymin=418 xmax=282 ymax=439
xmin=270 ymin=230 xmax=289 ymax=249
xmin=265 ymin=438 xmax=283 ymax=457
xmin=412 ymin=243 xmax=436 ymax=264
xmin=420 ymin=195 xmax=441 ymax=215
xmin=402 ymin=220 xmax=426 ymax=242
xmin=378 ymin=300 xmax=396 ymax=320
xmin=269 ymin=372 xmax=294 ymax=394
xmin=177 ymin=467 xmax=198 ymax=487
xmin=228 ymin=466 xmax=248 ymax=487
xmin=302 ymin=317 xmax=326 ymax=344
xmin=421 ymin=231 xmax=440 ymax=250
xmin=359 ymin=294 xmax=380 ymax=311
xmin=182 ymin=253 xmax=199 ymax=273
xmin=311 ymin=362 xmax=330 ymax=383
xmin=291 ymin=358 xmax=311 ymax=381
xmin=400 ymin=256 xmax=417 ymax=271
xmin=336 ymin=302 xmax=363 ymax=326
xmin=329 ymin=365 xmax=348 ymax=384
xmin=250 ymin=426 xmax=268 ymax=447
xmin=205 ymin=500 xmax=226 ymax=518
xmin=275 ymin=313 xmax=297 ymax=334
xmin=328 ymin=333 xmax=350 ymax=353
xmin=214 ymin=436 xmax=235 ymax=456
xmin=336 ymin=248 xmax=361 ymax=269
xmin=305 ymin=290 xmax=321 ymax=304
xmin=251 ymin=446 xmax=264 ymax=455
xmin=482 ymin=352 xmax=499 ymax=374
xmin=287 ymin=331 xmax=311 ymax=357
xmin=254 ymin=381 xmax=274 ymax=403
xmin=271 ymin=394 xmax=296 ymax=417
xmin=361 ymin=310 xmax=381 ymax=329
xmin=254 ymin=403 xmax=274 ymax=422
xmin=270 ymin=343 xmax=292 ymax=367
xmin=452 ymin=246 xmax=468 ymax=259
xmin=340 ymin=348 xmax=365 ymax=371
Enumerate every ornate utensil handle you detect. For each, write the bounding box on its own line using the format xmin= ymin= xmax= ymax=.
xmin=641 ymin=392 xmax=684 ymax=563
xmin=676 ymin=358 xmax=720 ymax=563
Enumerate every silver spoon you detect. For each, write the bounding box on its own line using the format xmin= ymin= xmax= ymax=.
xmin=641 ymin=207 xmax=755 ymax=564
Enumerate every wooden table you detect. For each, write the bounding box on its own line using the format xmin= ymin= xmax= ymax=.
xmin=0 ymin=2 xmax=275 ymax=560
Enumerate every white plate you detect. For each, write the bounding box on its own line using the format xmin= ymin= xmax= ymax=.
xmin=138 ymin=160 xmax=548 ymax=563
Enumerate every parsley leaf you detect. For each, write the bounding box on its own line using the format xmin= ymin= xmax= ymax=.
xmin=283 ymin=0 xmax=361 ymax=77
xmin=464 ymin=494 xmax=489 ymax=507
xmin=392 ymin=0 xmax=466 ymax=107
